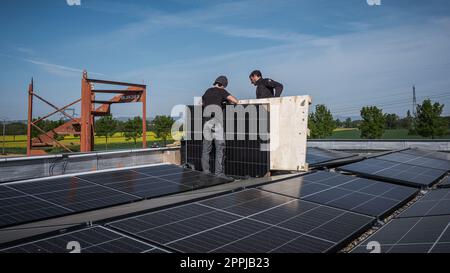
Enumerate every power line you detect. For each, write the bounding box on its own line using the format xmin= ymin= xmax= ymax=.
xmin=331 ymin=93 xmax=450 ymax=115
xmin=330 ymin=91 xmax=450 ymax=112
xmin=332 ymin=95 xmax=450 ymax=116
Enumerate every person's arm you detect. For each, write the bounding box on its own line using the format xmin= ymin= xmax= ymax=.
xmin=266 ymin=79 xmax=283 ymax=97
xmin=226 ymin=95 xmax=239 ymax=104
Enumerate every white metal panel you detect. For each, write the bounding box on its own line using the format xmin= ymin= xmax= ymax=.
xmin=239 ymin=95 xmax=312 ymax=171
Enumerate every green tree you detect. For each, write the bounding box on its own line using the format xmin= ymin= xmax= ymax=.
xmin=95 ymin=115 xmax=118 ymax=150
xmin=384 ymin=113 xmax=399 ymax=130
xmin=359 ymin=106 xmax=386 ymax=139
xmin=400 ymin=110 xmax=413 ymax=130
xmin=308 ymin=105 xmax=336 ymax=139
xmin=30 ymin=118 xmax=65 ymax=138
xmin=123 ymin=117 xmax=143 ymax=146
xmin=5 ymin=122 xmax=27 ymax=141
xmin=152 ymin=115 xmax=175 ymax=146
xmin=414 ymin=99 xmax=448 ymax=139
xmin=335 ymin=118 xmax=342 ymax=128
xmin=344 ymin=117 xmax=352 ymax=128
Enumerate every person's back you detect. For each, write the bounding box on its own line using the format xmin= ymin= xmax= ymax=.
xmin=202 ymin=87 xmax=231 ymax=108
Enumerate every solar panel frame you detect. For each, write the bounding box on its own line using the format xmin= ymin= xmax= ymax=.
xmin=181 ymin=105 xmax=271 ymax=178
xmin=108 ymin=189 xmax=375 ymax=253
xmin=376 ymin=152 xmax=450 ymax=171
xmin=438 ymin=177 xmax=450 ymax=188
xmin=338 ymin=158 xmax=447 ymax=188
xmin=306 ymin=147 xmax=354 ymax=166
xmin=0 ymin=226 xmax=169 ymax=253
xmin=351 ymin=215 xmax=450 ymax=253
xmin=8 ymin=176 xmax=141 ymax=213
xmin=401 ymin=149 xmax=450 ymax=161
xmin=81 ymin=164 xmax=229 ymax=198
xmin=0 ymin=164 xmax=230 ymax=229
xmin=398 ymin=188 xmax=450 ymax=218
xmin=0 ymin=185 xmax=73 ymax=228
xmin=259 ymin=171 xmax=418 ymax=218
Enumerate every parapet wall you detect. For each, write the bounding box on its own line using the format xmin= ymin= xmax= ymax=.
xmin=0 ymin=147 xmax=180 ymax=183
xmin=308 ymin=140 xmax=450 ymax=152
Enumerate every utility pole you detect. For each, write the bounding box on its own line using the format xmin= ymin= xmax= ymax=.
xmin=2 ymin=118 xmax=6 ymax=155
xmin=412 ymin=85 xmax=417 ymax=116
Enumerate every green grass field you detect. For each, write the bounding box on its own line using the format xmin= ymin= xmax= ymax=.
xmin=1 ymin=131 xmax=177 ymax=155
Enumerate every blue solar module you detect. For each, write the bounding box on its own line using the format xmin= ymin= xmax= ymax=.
xmin=352 ymin=215 xmax=450 ymax=253
xmin=0 ymin=185 xmax=73 ymax=228
xmin=108 ymin=189 xmax=374 ymax=253
xmin=0 ymin=164 xmax=229 ymax=229
xmin=338 ymin=158 xmax=447 ymax=188
xmin=377 ymin=152 xmax=450 ymax=171
xmin=259 ymin=171 xmax=418 ymax=218
xmin=9 ymin=177 xmax=140 ymax=212
xmin=398 ymin=189 xmax=450 ymax=218
xmin=402 ymin=148 xmax=450 ymax=161
xmin=306 ymin=148 xmax=354 ymax=166
xmin=0 ymin=226 xmax=169 ymax=253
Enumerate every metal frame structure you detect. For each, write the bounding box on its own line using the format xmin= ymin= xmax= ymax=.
xmin=27 ymin=71 xmax=147 ymax=156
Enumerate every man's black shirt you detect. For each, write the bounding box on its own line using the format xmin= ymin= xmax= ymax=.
xmin=255 ymin=78 xmax=283 ymax=99
xmin=202 ymin=87 xmax=231 ymax=107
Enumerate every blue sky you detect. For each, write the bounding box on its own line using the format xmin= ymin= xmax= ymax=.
xmin=1 ymin=0 xmax=450 ymax=120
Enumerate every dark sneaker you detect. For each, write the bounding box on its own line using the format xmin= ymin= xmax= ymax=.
xmin=216 ymin=173 xmax=234 ymax=182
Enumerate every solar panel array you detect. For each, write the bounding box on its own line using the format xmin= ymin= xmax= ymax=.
xmin=107 ymin=189 xmax=375 ymax=253
xmin=0 ymin=226 xmax=169 ymax=253
xmin=339 ymin=158 xmax=447 ymax=188
xmin=402 ymin=148 xmax=450 ymax=161
xmin=0 ymin=164 xmax=229 ymax=228
xmin=398 ymin=188 xmax=450 ymax=218
xmin=352 ymin=215 xmax=450 ymax=253
xmin=377 ymin=152 xmax=450 ymax=171
xmin=181 ymin=105 xmax=270 ymax=178
xmin=259 ymin=171 xmax=418 ymax=218
xmin=306 ymin=147 xmax=354 ymax=166
xmin=2 ymin=147 xmax=448 ymax=253
xmin=352 ymin=187 xmax=450 ymax=253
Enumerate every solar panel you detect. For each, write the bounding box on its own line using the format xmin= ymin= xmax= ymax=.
xmin=339 ymin=158 xmax=447 ymax=188
xmin=181 ymin=105 xmax=271 ymax=178
xmin=352 ymin=215 xmax=450 ymax=253
xmin=402 ymin=148 xmax=450 ymax=161
xmin=0 ymin=226 xmax=168 ymax=253
xmin=1 ymin=164 xmax=230 ymax=228
xmin=108 ymin=189 xmax=374 ymax=253
xmin=439 ymin=177 xmax=450 ymax=188
xmin=259 ymin=171 xmax=418 ymax=218
xmin=377 ymin=152 xmax=450 ymax=171
xmin=9 ymin=177 xmax=140 ymax=212
xmin=0 ymin=185 xmax=72 ymax=228
xmin=398 ymin=189 xmax=450 ymax=218
xmin=306 ymin=147 xmax=354 ymax=166
xmin=82 ymin=165 xmax=228 ymax=198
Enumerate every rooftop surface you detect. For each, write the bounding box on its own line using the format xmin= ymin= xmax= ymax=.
xmin=0 ymin=148 xmax=449 ymax=253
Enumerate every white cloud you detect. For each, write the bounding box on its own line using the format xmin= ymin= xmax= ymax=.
xmin=119 ymin=16 xmax=450 ymax=117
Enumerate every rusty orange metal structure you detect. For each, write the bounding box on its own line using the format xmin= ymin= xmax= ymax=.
xmin=27 ymin=71 xmax=147 ymax=156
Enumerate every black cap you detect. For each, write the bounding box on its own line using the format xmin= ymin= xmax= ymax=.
xmin=214 ymin=75 xmax=228 ymax=88
xmin=249 ymin=70 xmax=262 ymax=78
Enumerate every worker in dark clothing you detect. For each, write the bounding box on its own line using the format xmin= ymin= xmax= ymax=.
xmin=201 ymin=76 xmax=238 ymax=182
xmin=249 ymin=70 xmax=283 ymax=99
